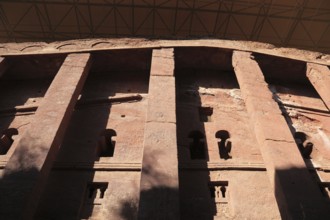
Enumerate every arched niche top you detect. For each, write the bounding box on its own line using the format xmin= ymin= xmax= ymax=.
xmin=101 ymin=129 xmax=117 ymax=138
xmin=215 ymin=130 xmax=230 ymax=140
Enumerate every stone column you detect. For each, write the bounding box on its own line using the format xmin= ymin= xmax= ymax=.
xmin=232 ymin=51 xmax=330 ymax=219
xmin=306 ymin=62 xmax=330 ymax=111
xmin=0 ymin=53 xmax=92 ymax=219
xmin=138 ymin=48 xmax=179 ymax=219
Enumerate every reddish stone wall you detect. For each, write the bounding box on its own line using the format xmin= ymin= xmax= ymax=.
xmin=0 ymin=42 xmax=329 ymax=219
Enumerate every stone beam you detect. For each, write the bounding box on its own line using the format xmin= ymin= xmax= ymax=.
xmin=0 ymin=53 xmax=92 ymax=219
xmin=306 ymin=63 xmax=330 ymax=111
xmin=138 ymin=48 xmax=179 ymax=219
xmin=232 ymin=51 xmax=330 ymax=219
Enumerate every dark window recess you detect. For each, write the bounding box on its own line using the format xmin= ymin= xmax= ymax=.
xmin=209 ymin=181 xmax=228 ymax=199
xmin=199 ymin=107 xmax=213 ymax=122
xmin=98 ymin=129 xmax=117 ymax=157
xmin=0 ymin=128 xmax=18 ymax=155
xmin=294 ymin=131 xmax=313 ymax=159
xmin=188 ymin=130 xmax=206 ymax=160
xmin=87 ymin=182 xmax=109 ymax=199
xmin=209 ymin=181 xmax=229 ymax=216
xmin=80 ymin=182 xmax=109 ymax=219
xmin=215 ymin=130 xmax=232 ymax=160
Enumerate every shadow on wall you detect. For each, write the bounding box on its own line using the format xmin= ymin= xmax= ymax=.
xmin=0 ymin=72 xmax=56 ymax=158
xmin=274 ymin=167 xmax=330 ymax=220
xmin=118 ymin=150 xmax=179 ymax=220
xmin=175 ymin=72 xmax=215 ymax=220
xmin=34 ymin=100 xmax=111 ymax=219
xmin=0 ymin=134 xmax=50 ymax=219
xmin=118 ymin=196 xmax=139 ymax=220
xmin=140 ymin=148 xmax=179 ymax=219
xmin=0 ymin=54 xmax=67 ymax=219
xmin=0 ymin=169 xmax=40 ymax=219
xmin=259 ymin=63 xmax=330 ymax=219
xmin=118 ymin=187 xmax=179 ymax=220
xmin=174 ymin=47 xmax=238 ymax=219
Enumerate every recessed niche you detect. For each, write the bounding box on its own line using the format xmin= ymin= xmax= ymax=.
xmin=0 ymin=128 xmax=18 ymax=155
xmin=87 ymin=182 xmax=108 ymax=199
xmin=188 ymin=130 xmax=206 ymax=160
xmin=98 ymin=129 xmax=116 ymax=157
xmin=215 ymin=130 xmax=232 ymax=160
xmin=199 ymin=107 xmax=213 ymax=122
xmin=209 ymin=180 xmax=229 ymax=215
xmin=80 ymin=182 xmax=109 ymax=219
xmin=294 ymin=131 xmax=313 ymax=158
